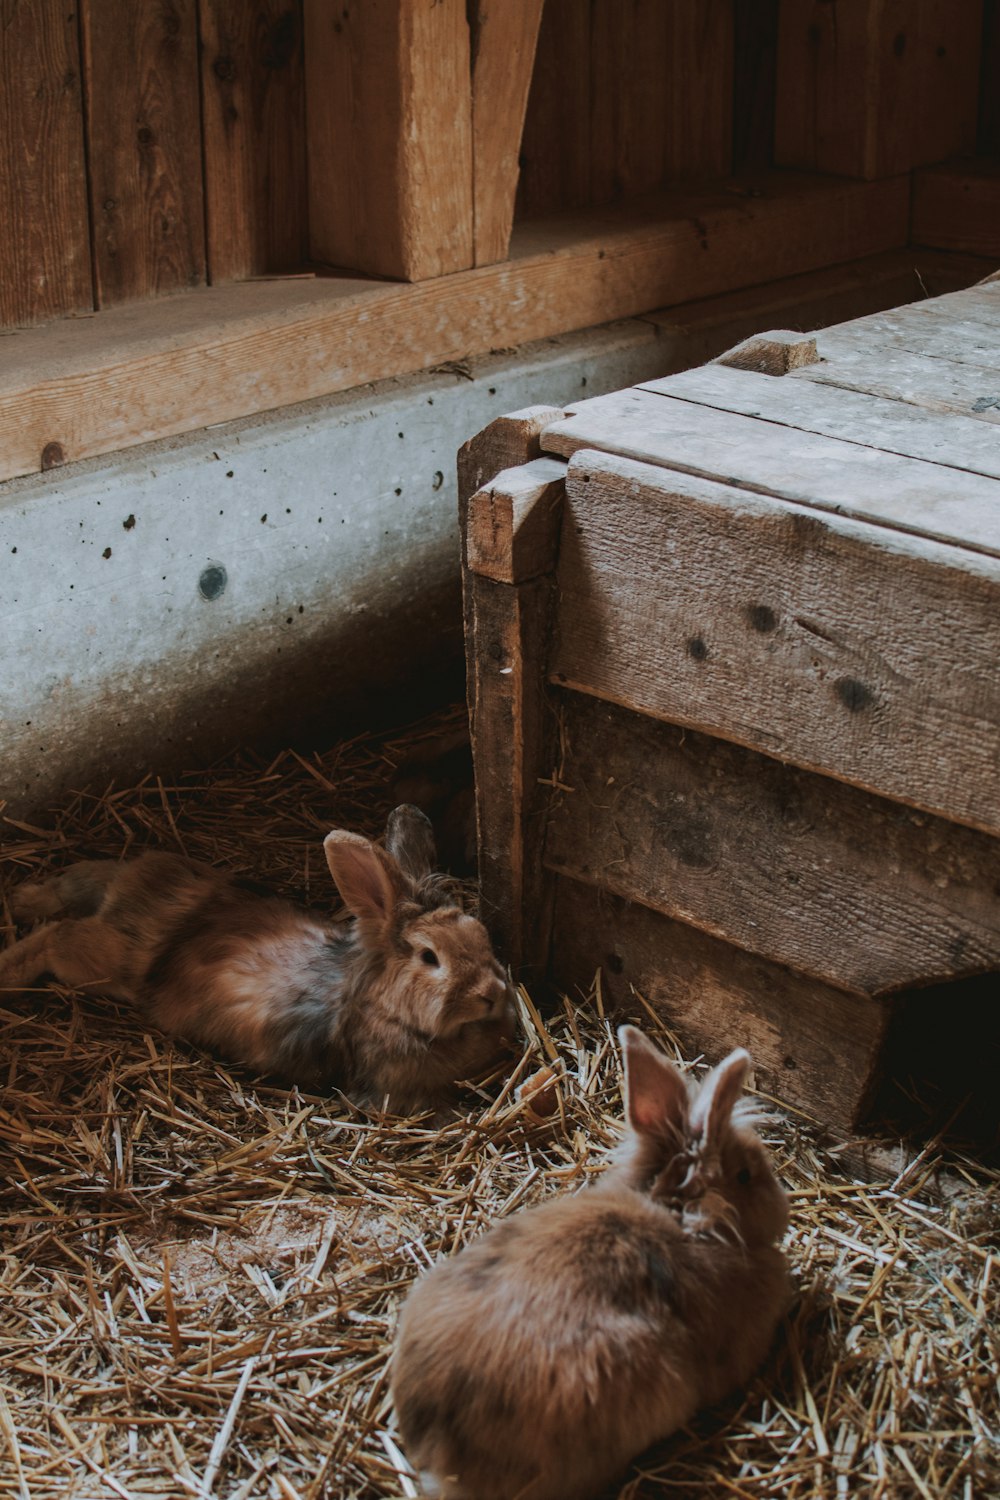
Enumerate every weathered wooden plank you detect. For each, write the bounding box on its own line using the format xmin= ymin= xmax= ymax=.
xmin=466 ymin=572 xmax=559 ymax=978
xmin=547 ymin=450 xmax=1000 ymax=836
xmin=0 ymin=0 xmax=92 ymax=328
xmin=470 ymin=0 xmax=543 ymax=266
xmin=467 ymin=458 xmax=566 ymax=584
xmin=544 ymin=690 xmax=1000 ymax=996
xmin=199 ymin=0 xmax=307 ymax=283
xmin=81 ymin=0 xmax=205 ymax=306
xmin=515 ymin=0 xmax=590 ymax=217
xmin=591 ymin=0 xmax=734 ymax=203
xmin=303 ymin=0 xmax=473 ymax=282
xmin=912 ymin=160 xmax=1000 ymax=260
xmin=541 ymin=387 xmax=1000 ymax=558
xmin=775 ymin=0 xmax=982 ymax=180
xmin=817 ymin=301 xmax=1000 ymax=373
xmin=549 ymin=875 xmax=891 ymax=1129
xmin=639 ymin=363 xmax=1000 ymax=480
xmin=794 ymin=342 xmax=1000 ymax=425
xmin=0 ymin=170 xmax=909 ymax=481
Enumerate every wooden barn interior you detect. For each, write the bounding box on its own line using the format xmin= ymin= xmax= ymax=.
xmin=1 ymin=3 xmax=998 ymax=1498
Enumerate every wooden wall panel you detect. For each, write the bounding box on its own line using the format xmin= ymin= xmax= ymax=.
xmin=304 ymin=0 xmax=473 ymax=282
xmin=0 ymin=0 xmax=92 ymax=328
xmin=516 ymin=0 xmax=592 ymax=218
xmin=81 ymin=0 xmax=206 ymax=307
xmin=732 ymin=0 xmax=778 ymax=172
xmin=980 ymin=0 xmax=1000 ymax=155
xmin=199 ymin=1 xmax=307 ymax=283
xmin=776 ymin=0 xmax=983 ymax=179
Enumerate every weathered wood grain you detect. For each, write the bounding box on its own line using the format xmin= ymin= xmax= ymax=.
xmin=639 ymin=363 xmax=1000 ymax=480
xmin=590 ymin=0 xmax=734 ymax=202
xmin=199 ymin=0 xmax=307 ymax=283
xmin=470 ymin=0 xmax=543 ymax=266
xmin=544 ymin=690 xmax=1000 ymax=996
xmin=912 ymin=160 xmax=1000 ymax=260
xmin=714 ymin=329 xmax=819 ymax=374
xmin=817 ymin=299 xmax=1000 ymax=373
xmin=466 ymin=572 xmax=559 ymax=977
xmin=81 ymin=0 xmax=205 ymax=306
xmin=0 ymin=0 xmax=92 ymax=328
xmin=775 ymin=0 xmax=982 ymax=179
xmin=541 ymin=387 xmax=1000 ymax=557
xmin=794 ymin=342 xmax=1000 ymax=425
xmin=0 ymin=170 xmax=908 ymax=481
xmin=467 ymin=458 xmax=566 ymax=584
xmin=303 ymin=0 xmax=473 ymax=281
xmin=547 ymin=450 xmax=1000 ymax=836
xmin=515 ymin=0 xmax=591 ymax=217
xmin=548 ymin=875 xmax=891 ymax=1129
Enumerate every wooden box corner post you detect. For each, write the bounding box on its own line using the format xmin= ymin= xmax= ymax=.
xmin=458 ymin=411 xmax=567 ymax=978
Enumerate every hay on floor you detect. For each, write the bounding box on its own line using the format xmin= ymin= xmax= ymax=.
xmin=1 ymin=707 xmax=997 ymax=1499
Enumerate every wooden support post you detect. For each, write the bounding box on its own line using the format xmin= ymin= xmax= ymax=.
xmin=0 ymin=0 xmax=92 ymax=327
xmin=470 ymin=0 xmax=544 ymax=266
xmin=775 ymin=0 xmax=983 ymax=179
xmin=199 ymin=1 xmax=308 ymax=283
xmin=303 ymin=0 xmax=474 ymax=281
xmin=80 ymin=0 xmax=206 ymax=306
xmin=460 ymin=430 xmax=567 ymax=977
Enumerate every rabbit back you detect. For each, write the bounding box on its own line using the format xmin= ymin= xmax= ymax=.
xmin=393 ymin=1183 xmax=786 ymax=1500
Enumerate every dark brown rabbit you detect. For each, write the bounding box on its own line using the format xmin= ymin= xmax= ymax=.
xmin=0 ymin=806 xmax=517 ymax=1110
xmin=391 ymin=1026 xmax=790 ymax=1500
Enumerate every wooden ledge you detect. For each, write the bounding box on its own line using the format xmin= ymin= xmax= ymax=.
xmin=0 ymin=171 xmax=909 ymax=484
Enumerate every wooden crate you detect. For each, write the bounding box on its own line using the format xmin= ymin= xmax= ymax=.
xmin=460 ymin=278 xmax=1000 ymax=1130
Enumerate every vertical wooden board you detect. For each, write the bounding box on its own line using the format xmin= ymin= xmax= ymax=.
xmin=304 ymin=0 xmax=473 ymax=282
xmin=514 ymin=0 xmax=591 ymax=218
xmin=590 ymin=0 xmax=734 ymax=202
xmin=199 ymin=1 xmax=307 ymax=283
xmin=776 ymin=0 xmax=982 ymax=179
xmin=980 ymin=0 xmax=1000 ymax=154
xmin=0 ymin=0 xmax=92 ymax=328
xmin=470 ymin=0 xmax=543 ymax=266
xmin=81 ymin=0 xmax=205 ymax=306
xmin=732 ymin=0 xmax=779 ymax=172
xmin=548 ymin=875 xmax=891 ymax=1129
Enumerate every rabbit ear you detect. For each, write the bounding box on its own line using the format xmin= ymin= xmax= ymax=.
xmin=323 ymin=831 xmax=407 ymax=923
xmin=619 ymin=1025 xmax=689 ymax=1139
xmin=385 ymin=804 xmax=437 ymax=881
xmin=690 ymin=1048 xmax=751 ymax=1146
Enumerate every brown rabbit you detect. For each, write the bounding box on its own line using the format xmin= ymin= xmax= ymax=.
xmin=391 ymin=1026 xmax=790 ymax=1500
xmin=0 ymin=806 xmax=516 ymax=1110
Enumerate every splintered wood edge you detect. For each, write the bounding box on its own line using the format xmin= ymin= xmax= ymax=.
xmin=467 ymin=457 xmax=566 ymax=583
xmin=715 ymin=328 xmax=821 ymax=374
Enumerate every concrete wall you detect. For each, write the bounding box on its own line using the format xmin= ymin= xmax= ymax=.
xmin=0 ymin=318 xmax=668 ymax=819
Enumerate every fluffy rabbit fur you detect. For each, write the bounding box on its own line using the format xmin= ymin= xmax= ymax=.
xmin=391 ymin=1026 xmax=789 ymax=1500
xmin=0 ymin=805 xmax=516 ymax=1110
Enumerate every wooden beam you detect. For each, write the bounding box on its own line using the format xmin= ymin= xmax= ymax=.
xmin=549 ymin=874 xmax=891 ymax=1131
xmin=0 ymin=171 xmax=909 ymax=482
xmin=545 ymin=690 xmax=1000 ymax=996
xmin=0 ymin=0 xmax=92 ymax=328
xmin=80 ymin=0 xmax=205 ymax=307
xmin=546 ymin=449 xmax=1000 ymax=837
xmin=198 ymin=0 xmax=308 ymax=283
xmin=470 ymin=0 xmax=544 ymax=266
xmin=303 ymin=0 xmax=473 ymax=282
xmin=912 ymin=159 xmax=1000 ymax=260
xmin=775 ymin=0 xmax=983 ymax=179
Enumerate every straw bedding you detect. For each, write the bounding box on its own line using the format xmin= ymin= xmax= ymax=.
xmin=1 ymin=707 xmax=997 ymax=1499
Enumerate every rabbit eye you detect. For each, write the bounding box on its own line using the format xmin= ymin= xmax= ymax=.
xmin=420 ymin=948 xmax=440 ymax=967
xmin=736 ymin=1167 xmax=752 ymax=1186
